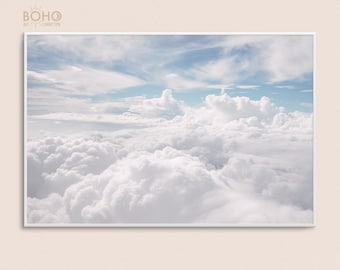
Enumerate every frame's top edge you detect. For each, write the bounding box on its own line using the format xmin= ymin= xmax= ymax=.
xmin=24 ymin=32 xmax=316 ymax=35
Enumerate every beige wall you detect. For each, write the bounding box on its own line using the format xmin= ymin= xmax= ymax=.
xmin=1 ymin=0 xmax=339 ymax=269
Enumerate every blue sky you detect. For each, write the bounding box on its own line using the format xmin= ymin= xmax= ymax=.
xmin=27 ymin=34 xmax=314 ymax=114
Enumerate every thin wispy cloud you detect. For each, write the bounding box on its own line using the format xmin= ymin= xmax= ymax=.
xmin=276 ymin=85 xmax=295 ymax=89
xmin=236 ymin=85 xmax=260 ymax=89
xmin=300 ymin=89 xmax=313 ymax=93
xmin=300 ymin=102 xmax=313 ymax=108
xmin=27 ymin=34 xmax=313 ymax=93
xmin=28 ymin=66 xmax=145 ymax=95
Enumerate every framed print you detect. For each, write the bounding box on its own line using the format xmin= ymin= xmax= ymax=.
xmin=24 ymin=33 xmax=314 ymax=227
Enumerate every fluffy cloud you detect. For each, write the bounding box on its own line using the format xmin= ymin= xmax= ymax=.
xmin=29 ymin=90 xmax=184 ymax=130
xmin=26 ymin=92 xmax=313 ymax=225
xmin=128 ymin=89 xmax=184 ymax=119
xmin=262 ymin=36 xmax=313 ymax=82
xmin=27 ymin=135 xmax=118 ymax=199
xmin=203 ymin=93 xmax=283 ymax=123
xmin=195 ymin=35 xmax=313 ymax=83
xmin=62 ymin=147 xmax=224 ymax=223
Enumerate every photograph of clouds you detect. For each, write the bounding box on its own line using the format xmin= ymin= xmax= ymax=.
xmin=25 ymin=33 xmax=314 ymax=226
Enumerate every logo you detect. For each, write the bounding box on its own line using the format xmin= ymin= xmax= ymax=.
xmin=23 ymin=6 xmax=62 ymax=27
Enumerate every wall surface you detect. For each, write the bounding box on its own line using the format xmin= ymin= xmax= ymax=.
xmin=1 ymin=0 xmax=339 ymax=269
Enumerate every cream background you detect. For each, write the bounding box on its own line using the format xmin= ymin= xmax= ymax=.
xmin=1 ymin=0 xmax=339 ymax=269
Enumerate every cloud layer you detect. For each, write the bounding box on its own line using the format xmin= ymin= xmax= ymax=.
xmin=27 ymin=91 xmax=313 ymax=224
xmin=28 ymin=66 xmax=145 ymax=95
xmin=27 ymin=35 xmax=313 ymax=95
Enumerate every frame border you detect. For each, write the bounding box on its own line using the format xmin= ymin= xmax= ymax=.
xmin=24 ymin=32 xmax=316 ymax=228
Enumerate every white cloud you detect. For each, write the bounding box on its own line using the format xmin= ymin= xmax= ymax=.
xmin=28 ymin=88 xmax=92 ymax=115
xmin=27 ymin=91 xmax=313 ymax=225
xmin=30 ymin=90 xmax=184 ymax=127
xmin=27 ymin=70 xmax=57 ymax=84
xmin=263 ymin=36 xmax=313 ymax=82
xmin=276 ymin=85 xmax=295 ymax=89
xmin=300 ymin=102 xmax=313 ymax=108
xmin=218 ymin=35 xmax=313 ymax=83
xmin=207 ymin=84 xmax=233 ymax=90
xmin=128 ymin=89 xmax=184 ymax=119
xmin=220 ymin=35 xmax=272 ymax=50
xmin=70 ymin=66 xmax=82 ymax=72
xmin=193 ymin=58 xmax=236 ymax=83
xmin=164 ymin=73 xmax=206 ymax=91
xmin=28 ymin=35 xmax=149 ymax=64
xmin=28 ymin=193 xmax=69 ymax=223
xmin=236 ymin=85 xmax=260 ymax=89
xmin=28 ymin=35 xmax=313 ymax=96
xmin=28 ymin=66 xmax=145 ymax=95
xmin=202 ymin=93 xmax=284 ymax=123
xmin=300 ymin=89 xmax=313 ymax=93
xmin=27 ymin=135 xmax=118 ymax=199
